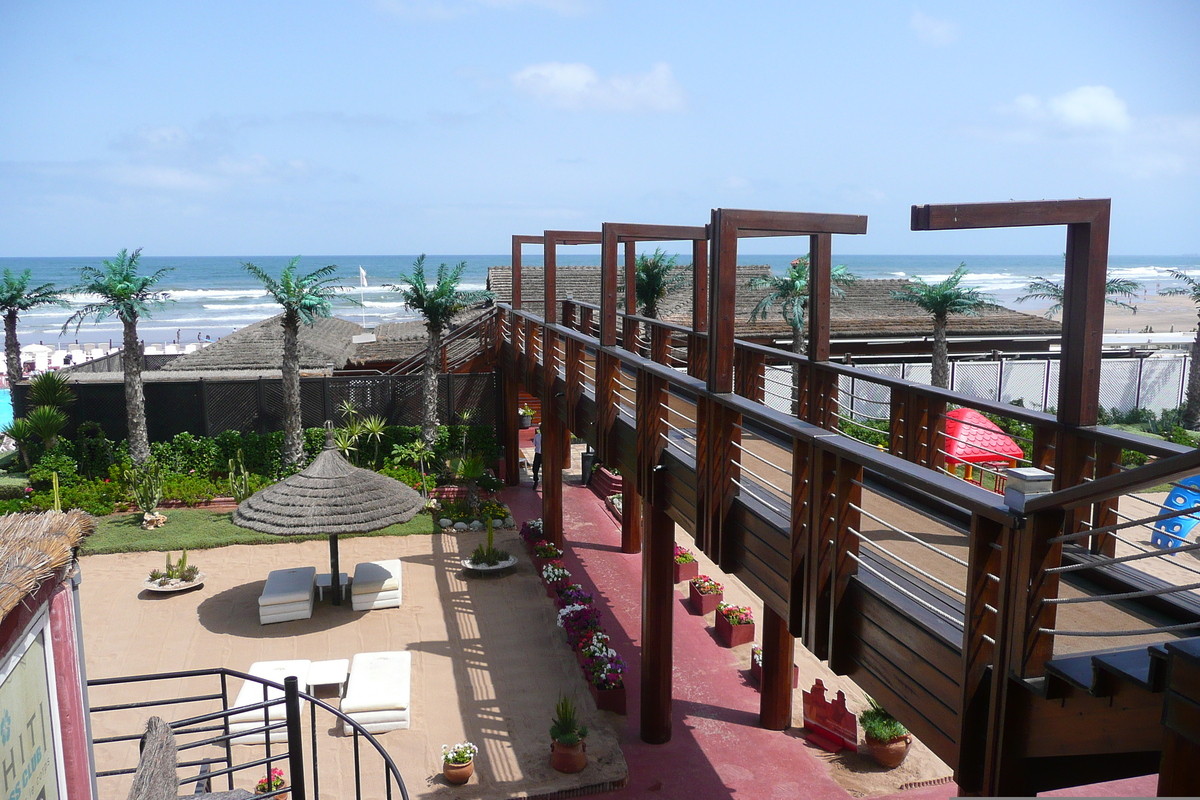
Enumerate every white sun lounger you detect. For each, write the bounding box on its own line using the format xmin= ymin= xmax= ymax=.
xmin=259 ymin=567 xmax=316 ymax=624
xmin=228 ymin=660 xmax=311 ymax=745
xmin=351 ymin=560 xmax=402 ymax=611
xmin=341 ymin=651 xmax=411 ymax=734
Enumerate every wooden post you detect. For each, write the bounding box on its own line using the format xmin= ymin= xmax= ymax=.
xmin=640 ymin=467 xmax=675 ymax=744
xmin=501 ymin=369 xmax=520 ymax=486
xmin=955 ymin=514 xmax=1005 ymax=795
xmin=789 ymin=435 xmax=814 ymax=635
xmin=689 ymin=236 xmax=709 ymax=380
xmin=759 ymin=604 xmax=794 ymax=730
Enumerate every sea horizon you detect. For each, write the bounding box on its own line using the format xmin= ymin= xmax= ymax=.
xmin=2 ymin=253 xmax=1196 ymax=348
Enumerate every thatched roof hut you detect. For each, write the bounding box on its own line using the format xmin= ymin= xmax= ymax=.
xmin=0 ymin=510 xmax=95 ymax=622
xmin=232 ymin=434 xmax=423 ymax=603
xmin=161 ymin=314 xmax=364 ymax=375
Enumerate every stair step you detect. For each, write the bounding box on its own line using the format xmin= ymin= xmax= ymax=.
xmin=1047 ymin=642 xmax=1179 ymax=696
xmin=1092 ymin=646 xmax=1157 ymax=692
xmin=1044 ymin=653 xmax=1100 ymax=695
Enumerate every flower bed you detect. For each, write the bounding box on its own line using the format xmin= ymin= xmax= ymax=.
xmin=537 ymin=557 xmax=627 ymax=714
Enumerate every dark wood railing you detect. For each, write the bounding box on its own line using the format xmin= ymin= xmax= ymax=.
xmin=497 ymin=293 xmax=1200 ymax=795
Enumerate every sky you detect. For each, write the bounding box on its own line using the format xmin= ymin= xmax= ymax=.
xmin=1 ymin=1 xmax=1198 ymax=257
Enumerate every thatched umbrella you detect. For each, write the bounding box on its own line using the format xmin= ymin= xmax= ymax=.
xmin=232 ymin=430 xmax=424 ymax=605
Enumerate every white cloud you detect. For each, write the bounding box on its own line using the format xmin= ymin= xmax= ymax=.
xmin=511 ymin=62 xmax=686 ymax=113
xmin=1009 ymin=85 xmax=1131 ymax=133
xmin=910 ymin=10 xmax=958 ymax=46
xmin=374 ymin=0 xmax=586 ymax=20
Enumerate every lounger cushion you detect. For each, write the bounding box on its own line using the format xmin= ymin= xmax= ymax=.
xmin=352 ymin=560 xmax=401 ymax=595
xmin=259 ymin=602 xmax=313 ymax=624
xmin=259 ymin=567 xmax=316 ymax=607
xmin=342 ymin=651 xmax=411 ymax=714
xmin=351 ymin=589 xmax=400 ymax=612
xmin=228 ymin=660 xmax=311 ymax=724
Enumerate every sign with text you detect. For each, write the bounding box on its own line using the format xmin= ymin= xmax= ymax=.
xmin=0 ymin=630 xmax=60 ymax=800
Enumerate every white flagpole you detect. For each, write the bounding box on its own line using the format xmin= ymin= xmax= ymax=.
xmin=359 ymin=266 xmax=367 ymax=327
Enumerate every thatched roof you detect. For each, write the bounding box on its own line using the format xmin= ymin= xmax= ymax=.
xmin=0 ymin=510 xmax=95 ymax=622
xmin=347 ymin=306 xmax=490 ymax=366
xmin=162 ymin=314 xmax=364 ymax=374
xmin=487 ymin=266 xmax=1061 ymax=340
xmin=232 ymin=438 xmax=423 ymax=535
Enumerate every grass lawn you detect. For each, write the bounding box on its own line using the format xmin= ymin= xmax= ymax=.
xmin=82 ymin=508 xmax=435 ymax=555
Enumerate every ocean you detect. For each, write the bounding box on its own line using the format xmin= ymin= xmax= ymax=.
xmin=1 ymin=254 xmax=1196 ymax=348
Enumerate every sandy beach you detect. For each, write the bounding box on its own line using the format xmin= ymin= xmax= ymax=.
xmin=1018 ymin=292 xmax=1200 ymax=336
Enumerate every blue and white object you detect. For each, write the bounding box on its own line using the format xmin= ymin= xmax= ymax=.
xmin=1151 ymin=475 xmax=1200 ymax=553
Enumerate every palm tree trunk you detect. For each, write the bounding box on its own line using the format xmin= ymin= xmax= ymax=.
xmin=931 ymin=316 xmax=950 ymax=390
xmin=122 ymin=316 xmax=150 ymax=464
xmin=422 ymin=328 xmax=441 ymax=446
xmin=5 ymin=310 xmax=21 ymax=384
xmin=1185 ymin=312 xmax=1200 ymax=429
xmin=281 ymin=312 xmax=303 ymax=466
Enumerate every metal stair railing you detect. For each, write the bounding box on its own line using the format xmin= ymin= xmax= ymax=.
xmin=88 ymin=667 xmax=409 ymax=800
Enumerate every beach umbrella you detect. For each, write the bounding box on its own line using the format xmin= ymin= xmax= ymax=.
xmin=232 ymin=429 xmax=424 ymax=605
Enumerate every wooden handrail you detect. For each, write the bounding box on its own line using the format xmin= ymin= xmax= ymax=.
xmin=1023 ymin=445 xmax=1200 ymax=513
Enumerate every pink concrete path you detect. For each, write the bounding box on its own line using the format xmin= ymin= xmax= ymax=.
xmin=497 ymin=451 xmax=1158 ymax=799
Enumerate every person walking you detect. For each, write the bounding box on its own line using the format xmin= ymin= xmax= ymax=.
xmin=531 ymin=425 xmax=543 ymax=490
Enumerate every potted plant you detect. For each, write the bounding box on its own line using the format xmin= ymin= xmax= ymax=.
xmin=688 ymin=574 xmax=724 ymax=615
xmin=464 ymin=518 xmax=516 ymax=573
xmin=520 ymin=518 xmax=544 ymax=551
xmin=533 ymin=539 xmax=563 ymax=569
xmin=518 ymin=404 xmax=536 ymax=429
xmin=441 ymin=741 xmax=478 ymax=785
xmin=749 ymin=646 xmax=799 ymax=688
xmin=557 ymin=603 xmax=601 ymax=648
xmin=715 ymin=602 xmax=755 ymax=647
xmin=555 ymin=583 xmax=593 ymax=608
xmin=549 ymin=695 xmax=588 ymax=773
xmin=582 ymin=638 xmax=627 ymax=715
xmin=254 ymin=767 xmax=287 ymax=798
xmin=542 ymin=561 xmax=571 ymax=598
xmin=859 ymin=696 xmax=912 ymax=768
xmin=673 ymin=545 xmax=698 ymax=584
xmin=144 ymin=550 xmax=205 ymax=593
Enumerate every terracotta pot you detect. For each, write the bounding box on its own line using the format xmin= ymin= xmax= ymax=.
xmin=550 ymin=739 xmax=588 ymax=773
xmin=715 ymin=613 xmax=754 ymax=647
xmin=443 ymin=758 xmax=474 ymax=785
xmin=673 ymin=560 xmax=699 ymax=584
xmin=866 ymin=734 xmax=912 ymax=768
xmin=545 ymin=581 xmax=565 ymax=599
xmin=254 ymin=789 xmax=288 ymax=800
xmin=588 ymin=683 xmax=627 ymax=715
xmin=688 ymin=583 xmax=722 ymax=615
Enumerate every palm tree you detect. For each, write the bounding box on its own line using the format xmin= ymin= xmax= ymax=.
xmin=890 ymin=264 xmax=992 ymax=389
xmin=747 ymin=256 xmax=858 ymax=414
xmin=1016 ymin=276 xmax=1143 ymax=318
xmin=391 ymin=255 xmax=493 ymax=446
xmin=0 ymin=269 xmax=68 ymax=383
xmin=635 ymin=248 xmax=687 ymax=319
xmin=747 ymin=255 xmax=858 ymax=354
xmin=1160 ymin=270 xmax=1200 ymax=428
xmin=63 ymin=249 xmax=173 ymax=464
xmin=243 ymin=257 xmax=349 ymax=467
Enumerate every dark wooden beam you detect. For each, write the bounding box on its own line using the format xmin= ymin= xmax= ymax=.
xmin=759 ymin=604 xmax=794 ymax=729
xmin=640 ymin=468 xmax=675 ymax=744
xmin=911 ymin=199 xmax=1110 ymax=231
xmin=511 ymin=234 xmax=543 ymax=311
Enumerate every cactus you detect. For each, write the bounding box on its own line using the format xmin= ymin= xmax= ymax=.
xmin=228 ymin=449 xmax=253 ymax=503
xmin=125 ymin=459 xmax=164 ymax=514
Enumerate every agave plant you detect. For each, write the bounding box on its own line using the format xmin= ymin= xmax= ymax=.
xmin=25 ymin=406 xmax=68 ymax=451
xmin=2 ymin=417 xmax=33 ymax=469
xmin=450 ymin=452 xmax=487 ymax=516
xmin=360 ymin=415 xmax=387 ymax=469
xmin=27 ymin=371 xmax=76 ymax=412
